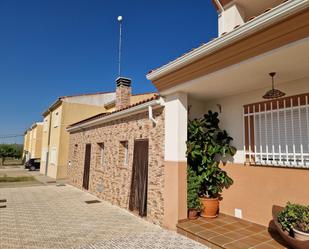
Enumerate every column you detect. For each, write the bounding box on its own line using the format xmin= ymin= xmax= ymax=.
xmin=163 ymin=92 xmax=188 ymax=230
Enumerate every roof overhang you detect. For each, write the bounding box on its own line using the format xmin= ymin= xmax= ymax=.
xmin=162 ymin=37 xmax=309 ymax=100
xmin=67 ymin=98 xmax=163 ymax=133
xmin=147 ymin=0 xmax=309 ymax=91
xmin=42 ymin=98 xmax=62 ymax=117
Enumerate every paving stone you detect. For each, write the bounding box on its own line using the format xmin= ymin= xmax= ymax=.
xmin=0 ymin=185 xmax=208 ymax=249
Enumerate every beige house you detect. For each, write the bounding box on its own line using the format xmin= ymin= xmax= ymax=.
xmin=23 ymin=122 xmax=43 ymax=161
xmin=147 ymin=0 xmax=309 ymax=228
xmin=40 ymin=92 xmax=115 ymax=179
xmin=67 ymin=0 xmax=308 ymax=232
xmin=41 ymin=91 xmax=155 ymax=179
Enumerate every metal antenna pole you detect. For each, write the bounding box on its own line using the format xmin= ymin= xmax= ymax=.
xmin=117 ymin=16 xmax=123 ymax=77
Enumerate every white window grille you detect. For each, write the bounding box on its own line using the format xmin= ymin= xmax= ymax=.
xmin=243 ymin=94 xmax=309 ymax=168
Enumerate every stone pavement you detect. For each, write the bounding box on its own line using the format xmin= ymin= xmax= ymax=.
xmin=0 ymin=184 xmax=208 ymax=249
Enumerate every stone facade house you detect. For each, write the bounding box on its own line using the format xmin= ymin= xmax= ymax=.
xmin=67 ymin=77 xmax=166 ymax=226
xmin=67 ymin=0 xmax=309 ymax=232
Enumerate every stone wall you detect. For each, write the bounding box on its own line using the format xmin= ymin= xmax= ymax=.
xmin=116 ymin=85 xmax=131 ymax=110
xmin=67 ymin=107 xmax=165 ymax=225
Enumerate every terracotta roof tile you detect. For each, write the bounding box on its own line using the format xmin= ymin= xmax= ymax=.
xmin=68 ymin=94 xmax=160 ymax=128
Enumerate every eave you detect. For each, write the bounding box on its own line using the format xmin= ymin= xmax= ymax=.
xmin=146 ymin=0 xmax=309 ymax=91
xmin=67 ymin=98 xmax=163 ymax=132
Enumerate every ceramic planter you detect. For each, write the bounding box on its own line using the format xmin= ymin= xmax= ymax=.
xmin=293 ymin=228 xmax=309 ymax=241
xmin=188 ymin=209 xmax=199 ymax=220
xmin=200 ymin=197 xmax=219 ymax=218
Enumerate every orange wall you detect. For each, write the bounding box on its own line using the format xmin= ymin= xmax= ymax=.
xmin=220 ymin=163 xmax=309 ymax=226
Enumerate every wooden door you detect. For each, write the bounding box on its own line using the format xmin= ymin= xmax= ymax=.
xmin=129 ymin=139 xmax=149 ymax=217
xmin=83 ymin=144 xmax=91 ymax=190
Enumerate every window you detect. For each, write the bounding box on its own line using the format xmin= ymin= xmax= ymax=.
xmin=119 ymin=141 xmax=129 ymax=166
xmin=54 ymin=112 xmax=59 ymax=128
xmin=244 ymin=93 xmax=309 ymax=168
xmin=50 ymin=147 xmax=57 ymax=165
xmin=97 ymin=143 xmax=104 ymax=167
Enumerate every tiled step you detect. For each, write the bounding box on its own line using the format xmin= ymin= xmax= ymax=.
xmin=177 ymin=213 xmax=289 ymax=249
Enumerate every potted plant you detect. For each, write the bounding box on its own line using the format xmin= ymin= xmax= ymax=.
xmin=277 ymin=202 xmax=309 ymax=241
xmin=187 ymin=111 xmax=236 ymax=218
xmin=187 ymin=166 xmax=201 ymax=219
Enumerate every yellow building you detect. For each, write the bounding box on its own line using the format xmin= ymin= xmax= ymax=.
xmin=23 ymin=122 xmax=43 ymax=162
xmin=22 ymin=129 xmax=31 ymax=162
xmin=30 ymin=122 xmax=43 ymax=159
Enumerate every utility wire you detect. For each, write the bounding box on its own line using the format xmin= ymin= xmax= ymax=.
xmin=0 ymin=134 xmax=23 ymax=139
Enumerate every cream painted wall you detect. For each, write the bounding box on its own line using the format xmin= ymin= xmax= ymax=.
xmin=187 ymin=77 xmax=309 ymax=225
xmin=189 ymin=76 xmax=309 ymax=164
xmin=164 ymin=92 xmax=188 ymax=162
xmin=40 ymin=114 xmax=50 ymax=175
xmin=47 ymin=105 xmax=63 ymax=178
xmin=56 ymin=102 xmax=105 ymax=179
xmin=44 ymin=102 xmax=107 ymax=179
xmin=218 ymin=3 xmax=245 ymax=36
xmin=29 ymin=124 xmax=43 ymax=159
xmin=23 ymin=131 xmax=31 ymax=160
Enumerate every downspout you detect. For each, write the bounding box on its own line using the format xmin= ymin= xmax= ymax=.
xmin=45 ymin=111 xmax=52 ymax=176
xmin=148 ymin=105 xmax=158 ymax=126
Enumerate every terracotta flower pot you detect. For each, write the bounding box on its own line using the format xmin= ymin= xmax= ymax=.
xmin=200 ymin=197 xmax=219 ymax=218
xmin=293 ymin=228 xmax=309 ymax=241
xmin=188 ymin=209 xmax=199 ymax=220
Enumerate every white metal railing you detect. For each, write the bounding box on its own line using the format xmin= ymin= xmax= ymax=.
xmin=243 ymin=95 xmax=309 ymax=168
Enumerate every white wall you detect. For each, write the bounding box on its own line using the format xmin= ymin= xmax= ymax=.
xmin=188 ymin=77 xmax=309 ymax=163
xmin=218 ymin=3 xmax=245 ymax=36
xmin=164 ymin=92 xmax=188 ymax=162
xmin=64 ymin=92 xmax=116 ymax=106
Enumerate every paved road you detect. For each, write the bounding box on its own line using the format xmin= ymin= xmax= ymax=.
xmin=0 ymin=184 xmax=208 ymax=249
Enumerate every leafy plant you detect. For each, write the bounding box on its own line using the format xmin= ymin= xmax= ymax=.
xmin=187 ymin=166 xmax=201 ymax=210
xmin=295 ymin=217 xmax=309 ymax=233
xmin=186 ymin=111 xmax=236 ymax=198
xmin=277 ymin=202 xmax=309 ymax=234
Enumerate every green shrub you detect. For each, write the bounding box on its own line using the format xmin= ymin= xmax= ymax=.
xmin=186 ymin=111 xmax=236 ymax=198
xmin=187 ymin=166 xmax=201 ymax=210
xmin=277 ymin=202 xmax=309 ymax=233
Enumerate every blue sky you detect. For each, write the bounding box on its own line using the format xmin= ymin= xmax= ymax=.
xmin=0 ymin=0 xmax=218 ymax=143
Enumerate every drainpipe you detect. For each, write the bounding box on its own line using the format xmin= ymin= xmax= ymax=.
xmin=148 ymin=105 xmax=158 ymax=126
xmin=45 ymin=111 xmax=52 ymax=176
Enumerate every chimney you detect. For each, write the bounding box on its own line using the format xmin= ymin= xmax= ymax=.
xmin=218 ymin=3 xmax=245 ymax=36
xmin=116 ymin=77 xmax=131 ymax=110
